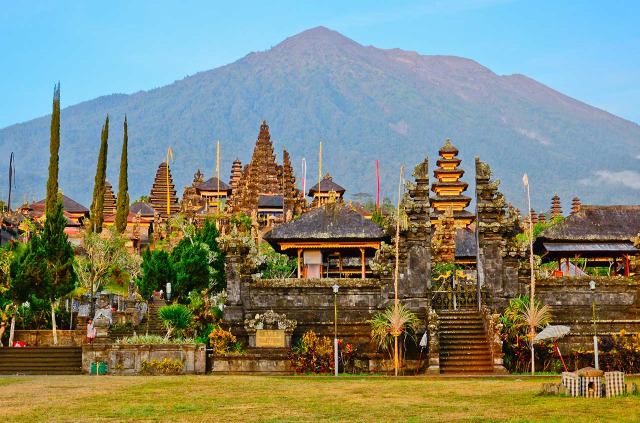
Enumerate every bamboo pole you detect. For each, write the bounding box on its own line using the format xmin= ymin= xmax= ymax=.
xmin=393 ymin=166 xmax=404 ymax=377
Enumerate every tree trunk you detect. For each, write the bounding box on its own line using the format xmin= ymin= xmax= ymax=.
xmin=146 ymin=303 xmax=150 ymax=336
xmin=0 ymin=322 xmax=6 ymax=346
xmin=51 ymin=302 xmax=58 ymax=346
xmin=8 ymin=308 xmax=16 ymax=347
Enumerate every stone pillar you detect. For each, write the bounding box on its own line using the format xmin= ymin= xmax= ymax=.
xmin=475 ymin=157 xmax=522 ymax=311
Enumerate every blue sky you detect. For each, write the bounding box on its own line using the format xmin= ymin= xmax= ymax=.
xmin=0 ymin=0 xmax=638 ymax=128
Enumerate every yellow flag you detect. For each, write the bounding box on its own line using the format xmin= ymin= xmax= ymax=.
xmin=167 ymin=147 xmax=174 ymax=163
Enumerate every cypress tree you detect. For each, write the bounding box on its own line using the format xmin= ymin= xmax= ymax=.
xmin=115 ymin=116 xmax=129 ymax=233
xmin=45 ymin=83 xmax=61 ymax=215
xmin=90 ymin=115 xmax=109 ymax=233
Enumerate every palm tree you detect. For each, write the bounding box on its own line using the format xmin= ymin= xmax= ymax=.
xmin=369 ymin=303 xmax=420 ymax=372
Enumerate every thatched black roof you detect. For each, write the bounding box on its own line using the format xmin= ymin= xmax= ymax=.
xmin=534 ymin=205 xmax=640 ymax=257
xmin=197 ymin=176 xmax=231 ymax=192
xmin=34 ymin=194 xmax=89 ymax=213
xmin=455 ymin=227 xmax=477 ymax=259
xmin=258 ymin=194 xmax=284 ymax=208
xmin=130 ymin=202 xmax=157 ymax=217
xmin=263 ymin=203 xmax=388 ymax=250
xmin=307 ymin=175 xmax=345 ymax=196
xmin=536 ymin=206 xmax=640 ymax=242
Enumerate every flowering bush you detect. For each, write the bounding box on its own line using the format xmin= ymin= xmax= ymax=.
xmin=209 ymin=327 xmax=237 ymax=354
xmin=571 ymin=330 xmax=640 ymax=373
xmin=140 ymin=358 xmax=184 ymax=375
xmin=287 ymin=330 xmax=366 ymax=374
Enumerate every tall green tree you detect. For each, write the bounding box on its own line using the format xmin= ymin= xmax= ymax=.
xmin=90 ymin=115 xmax=109 ymax=233
xmin=45 ymin=82 xmax=61 ymax=215
xmin=2 ymin=242 xmax=30 ymax=347
xmin=41 ymin=197 xmax=77 ymax=345
xmin=115 ymin=116 xmax=130 ymax=233
xmin=139 ymin=247 xmax=175 ymax=334
xmin=169 ymin=218 xmax=225 ymax=304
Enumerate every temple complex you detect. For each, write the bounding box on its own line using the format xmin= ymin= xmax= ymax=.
xmin=149 ymin=162 xmax=180 ymax=218
xmin=307 ymin=173 xmax=346 ymax=207
xmin=102 ymin=180 xmax=117 ymax=217
xmin=229 ymin=121 xmax=306 ymax=225
xmin=429 ymin=140 xmax=474 ymax=227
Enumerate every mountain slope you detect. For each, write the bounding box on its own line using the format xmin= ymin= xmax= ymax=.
xmin=1 ymin=26 xmax=639 ymax=210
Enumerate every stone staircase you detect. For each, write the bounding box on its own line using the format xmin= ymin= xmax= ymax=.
xmin=438 ymin=310 xmax=494 ymax=374
xmin=109 ymin=298 xmax=167 ymax=340
xmin=0 ymin=347 xmax=82 ymax=375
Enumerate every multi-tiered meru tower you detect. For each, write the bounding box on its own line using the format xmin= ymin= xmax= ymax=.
xmin=430 ymin=139 xmax=474 ymax=227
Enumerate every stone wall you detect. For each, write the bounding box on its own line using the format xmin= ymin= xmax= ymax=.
xmin=13 ymin=330 xmax=86 ymax=347
xmin=225 ymin=277 xmax=387 ymax=352
xmin=535 ymin=276 xmax=640 ymax=350
xmin=82 ymin=343 xmax=207 ymax=375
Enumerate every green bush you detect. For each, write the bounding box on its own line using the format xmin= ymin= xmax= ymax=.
xmin=159 ymin=304 xmax=192 ymax=339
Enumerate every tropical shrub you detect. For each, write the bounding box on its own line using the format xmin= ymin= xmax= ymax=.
xmin=288 ymin=330 xmax=334 ymax=374
xmin=208 ymin=326 xmax=237 ymax=354
xmin=159 ymin=305 xmax=193 ymax=339
xmin=287 ymin=330 xmax=365 ymax=374
xmin=116 ymin=334 xmax=194 ymax=345
xmin=369 ymin=303 xmax=420 ymax=370
xmin=500 ymin=295 xmax=556 ymax=373
xmin=140 ymin=358 xmax=184 ymax=375
xmin=571 ymin=330 xmax=640 ymax=374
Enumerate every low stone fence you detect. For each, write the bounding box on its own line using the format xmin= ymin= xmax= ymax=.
xmin=12 ymin=330 xmax=86 ymax=347
xmin=207 ymin=349 xmax=423 ymax=375
xmin=82 ymin=343 xmax=207 ymax=375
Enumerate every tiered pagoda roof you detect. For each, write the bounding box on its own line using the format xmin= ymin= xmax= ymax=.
xmin=149 ymin=162 xmax=180 ymax=218
xmin=229 ymin=158 xmax=242 ymax=198
xmin=571 ymin=197 xmax=581 ymax=215
xmin=550 ymin=194 xmax=563 ymax=217
xmin=103 ymin=180 xmax=117 ymax=217
xmin=430 ymin=139 xmax=474 ymax=226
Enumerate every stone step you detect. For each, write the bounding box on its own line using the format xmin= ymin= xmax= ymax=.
xmin=440 ymin=349 xmax=491 ymax=358
xmin=439 ymin=332 xmax=486 ymax=339
xmin=0 ymin=347 xmax=82 ymax=375
xmin=440 ymin=333 xmax=487 ymax=338
xmin=441 ymin=368 xmax=495 ymax=374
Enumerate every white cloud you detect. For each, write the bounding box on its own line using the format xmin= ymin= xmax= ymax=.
xmin=593 ymin=170 xmax=640 ymax=190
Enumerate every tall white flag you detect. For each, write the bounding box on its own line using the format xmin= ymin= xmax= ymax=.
xmin=523 ymin=173 xmax=529 ymax=186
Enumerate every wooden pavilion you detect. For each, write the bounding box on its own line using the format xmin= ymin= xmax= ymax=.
xmin=533 ymin=205 xmax=640 ymax=277
xmin=307 ymin=173 xmax=346 ymax=206
xmin=263 ymin=202 xmax=389 ymax=279
xmin=196 ymin=175 xmax=232 ymax=208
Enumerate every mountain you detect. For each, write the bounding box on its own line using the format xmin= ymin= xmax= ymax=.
xmin=1 ymin=26 xmax=639 ymax=212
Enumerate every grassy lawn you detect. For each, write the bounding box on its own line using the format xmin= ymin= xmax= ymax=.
xmin=0 ymin=375 xmax=638 ymax=422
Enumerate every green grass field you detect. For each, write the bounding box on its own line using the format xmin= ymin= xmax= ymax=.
xmin=1 ymin=375 xmax=638 ymax=422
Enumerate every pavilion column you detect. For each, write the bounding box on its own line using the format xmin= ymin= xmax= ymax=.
xmin=360 ymin=248 xmax=366 ymax=279
xmin=297 ymin=249 xmax=302 ymax=279
xmin=565 ymin=257 xmax=570 ymax=276
xmin=574 ymin=254 xmax=580 ymax=276
xmin=624 ymin=254 xmax=630 ymax=277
